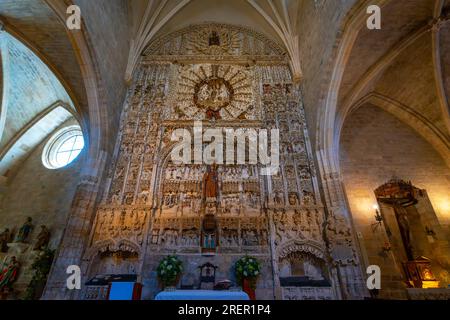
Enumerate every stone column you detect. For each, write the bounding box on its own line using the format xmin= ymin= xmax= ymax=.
xmin=42 ymin=152 xmax=107 ymax=300
xmin=320 ymin=168 xmax=369 ymax=300
xmin=267 ymin=208 xmax=282 ymax=299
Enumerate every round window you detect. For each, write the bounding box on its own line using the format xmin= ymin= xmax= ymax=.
xmin=42 ymin=126 xmax=85 ymax=169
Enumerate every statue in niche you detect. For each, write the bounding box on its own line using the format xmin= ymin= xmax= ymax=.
xmin=209 ymin=31 xmax=220 ymax=46
xmin=162 ymin=229 xmax=178 ymax=247
xmin=111 ymin=189 xmax=122 ymax=204
xmin=0 ymin=256 xmax=20 ymax=293
xmin=137 ymin=190 xmax=149 ymax=204
xmin=203 ymin=164 xmax=219 ymax=200
xmin=203 ymin=234 xmax=215 ymax=249
xmin=242 ymin=167 xmax=250 ymax=179
xmin=114 ymin=165 xmax=125 ymax=180
xmin=263 ymin=84 xmax=272 ymax=95
xmin=259 ymin=229 xmax=268 ymax=246
xmin=293 ymin=141 xmax=305 ymax=153
xmin=15 ymin=217 xmax=33 ymax=243
xmin=202 ymin=214 xmax=217 ymax=252
xmin=274 ymin=192 xmax=284 ymax=205
xmin=301 ymin=190 xmax=314 ymax=205
xmin=291 ymin=121 xmax=302 ymax=132
xmin=33 ymin=226 xmax=50 ymax=251
xmin=151 ymin=230 xmax=159 ymax=244
xmin=0 ymin=229 xmax=11 ymax=253
xmin=289 ymin=193 xmax=298 ymax=206
xmin=124 ymin=193 xmax=134 ymax=205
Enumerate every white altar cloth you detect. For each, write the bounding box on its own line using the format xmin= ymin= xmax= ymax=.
xmin=155 ymin=290 xmax=250 ymax=300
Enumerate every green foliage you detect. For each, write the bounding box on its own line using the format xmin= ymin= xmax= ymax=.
xmin=235 ymin=255 xmax=261 ymax=287
xmin=24 ymin=248 xmax=55 ymax=300
xmin=157 ymin=255 xmax=183 ymax=287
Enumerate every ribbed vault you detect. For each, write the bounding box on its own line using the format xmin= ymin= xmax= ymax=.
xmin=0 ymin=31 xmax=76 ymax=178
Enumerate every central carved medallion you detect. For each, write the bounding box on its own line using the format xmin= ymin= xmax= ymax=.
xmin=194 ymin=77 xmax=234 ymax=112
xmin=173 ymin=64 xmax=254 ymax=121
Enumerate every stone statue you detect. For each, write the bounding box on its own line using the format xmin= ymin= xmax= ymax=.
xmin=289 ymin=193 xmax=298 ymax=206
xmin=0 ymin=256 xmax=20 ymax=292
xmin=0 ymin=229 xmax=10 ymax=253
xmin=15 ymin=217 xmax=33 ymax=243
xmin=203 ymin=233 xmax=215 ymax=249
xmin=33 ymin=225 xmax=51 ymax=251
xmin=202 ymin=164 xmax=219 ymax=199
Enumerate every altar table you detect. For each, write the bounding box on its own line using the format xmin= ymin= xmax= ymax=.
xmin=155 ymin=290 xmax=250 ymax=300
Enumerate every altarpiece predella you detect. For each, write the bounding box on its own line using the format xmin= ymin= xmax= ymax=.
xmin=82 ymin=24 xmax=366 ymax=300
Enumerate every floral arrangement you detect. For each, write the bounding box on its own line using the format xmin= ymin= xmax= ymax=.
xmin=235 ymin=256 xmax=261 ymax=288
xmin=157 ymin=255 xmax=183 ymax=288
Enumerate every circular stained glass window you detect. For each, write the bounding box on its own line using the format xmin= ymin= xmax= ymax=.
xmin=42 ymin=126 xmax=85 ymax=169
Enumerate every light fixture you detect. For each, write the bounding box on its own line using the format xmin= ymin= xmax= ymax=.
xmin=375 ymin=210 xmax=383 ymax=223
xmin=371 ymin=203 xmax=383 ymax=232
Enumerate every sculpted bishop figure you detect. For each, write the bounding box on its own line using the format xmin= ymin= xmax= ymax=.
xmin=203 ymin=164 xmax=219 ymax=200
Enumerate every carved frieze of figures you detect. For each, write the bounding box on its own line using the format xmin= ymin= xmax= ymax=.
xmin=242 ymin=192 xmax=260 ymax=213
xmin=92 ymin=208 xmax=147 ymax=246
xmin=160 ymin=228 xmax=179 ymax=247
xmin=239 ymin=217 xmax=268 ymax=247
xmin=150 ymin=218 xmax=204 ymax=251
xmin=180 ymin=228 xmax=200 ymax=247
xmin=220 ymin=195 xmax=240 ymax=215
xmin=273 ymin=209 xmax=324 ymax=247
xmin=325 ymin=211 xmax=358 ymax=266
xmin=220 ymin=228 xmax=239 ymax=248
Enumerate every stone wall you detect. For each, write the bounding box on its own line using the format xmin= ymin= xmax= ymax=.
xmin=340 ymin=104 xmax=450 ymax=298
xmin=297 ymin=0 xmax=357 ymax=144
xmin=75 ymin=0 xmax=131 ymax=152
xmin=0 ymin=127 xmax=84 ymax=297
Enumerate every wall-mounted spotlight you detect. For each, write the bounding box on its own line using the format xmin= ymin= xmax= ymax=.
xmin=425 ymin=226 xmax=436 ymax=243
xmin=373 ymin=204 xmax=383 ymax=223
xmin=371 ymin=204 xmax=383 ymax=232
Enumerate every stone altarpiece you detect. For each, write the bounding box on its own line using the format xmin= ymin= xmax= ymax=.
xmin=81 ymin=24 xmax=364 ymax=300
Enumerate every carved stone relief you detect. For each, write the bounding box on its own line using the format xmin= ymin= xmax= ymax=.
xmin=83 ymin=23 xmax=361 ymax=300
